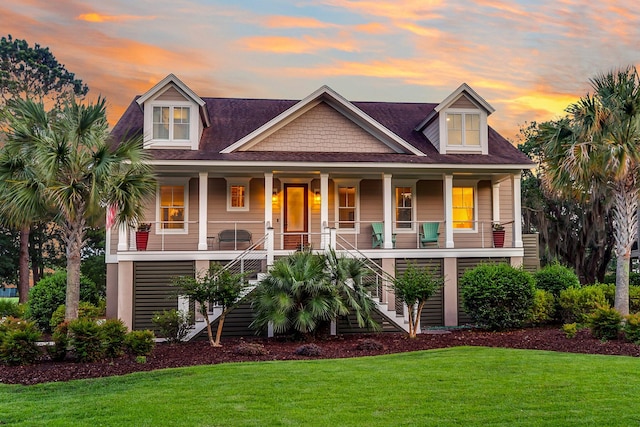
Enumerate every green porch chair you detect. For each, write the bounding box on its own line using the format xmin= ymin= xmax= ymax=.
xmin=420 ymin=222 xmax=440 ymax=248
xmin=371 ymin=222 xmax=396 ymax=248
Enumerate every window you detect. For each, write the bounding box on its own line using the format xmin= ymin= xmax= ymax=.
xmin=152 ymin=106 xmax=190 ymax=141
xmin=452 ymin=186 xmax=475 ymax=230
xmin=227 ymin=179 xmax=250 ymax=211
xmin=159 ymin=184 xmax=187 ymax=231
xmin=447 ymin=113 xmax=480 ymax=147
xmin=395 ymin=186 xmax=413 ymax=230
xmin=337 ymin=186 xmax=356 ymax=229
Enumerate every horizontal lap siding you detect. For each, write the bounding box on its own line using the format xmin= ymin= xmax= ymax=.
xmin=396 ymin=258 xmax=444 ymax=327
xmin=133 ymin=261 xmax=195 ymax=331
xmin=358 ymin=179 xmax=383 ymax=248
xmin=457 ymin=257 xmax=509 ymax=325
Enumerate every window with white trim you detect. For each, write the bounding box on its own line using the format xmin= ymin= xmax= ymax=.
xmin=227 ymin=179 xmax=250 ymax=211
xmin=157 ymin=183 xmax=188 ymax=233
xmin=336 ymin=184 xmax=357 ymax=230
xmin=452 ymin=186 xmax=476 ymax=230
xmin=393 ymin=183 xmax=415 ymax=232
xmin=152 ymin=106 xmax=190 ymax=141
xmin=447 ymin=112 xmax=480 ymax=147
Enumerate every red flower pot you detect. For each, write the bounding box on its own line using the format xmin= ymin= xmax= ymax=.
xmin=136 ymin=231 xmax=149 ymax=251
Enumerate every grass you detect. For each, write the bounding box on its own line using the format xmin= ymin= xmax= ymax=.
xmin=1 ymin=347 xmax=640 ymax=426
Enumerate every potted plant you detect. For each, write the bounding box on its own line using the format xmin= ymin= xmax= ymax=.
xmin=136 ymin=223 xmax=151 ymax=251
xmin=492 ymin=222 xmax=505 ymax=248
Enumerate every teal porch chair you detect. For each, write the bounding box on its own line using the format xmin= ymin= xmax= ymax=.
xmin=371 ymin=222 xmax=396 ymax=248
xmin=420 ymin=222 xmax=440 ymax=248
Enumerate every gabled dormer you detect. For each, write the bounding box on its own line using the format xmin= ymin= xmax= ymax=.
xmin=416 ymin=83 xmax=495 ymax=155
xmin=136 ymin=74 xmax=210 ymax=150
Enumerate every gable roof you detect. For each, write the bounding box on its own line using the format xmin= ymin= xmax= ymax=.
xmin=221 ymin=85 xmax=426 ymax=156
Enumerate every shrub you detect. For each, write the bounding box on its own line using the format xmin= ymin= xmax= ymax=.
xmin=630 ymin=286 xmax=640 ymax=313
xmin=233 ymin=342 xmax=268 ymax=356
xmin=27 ymin=270 xmax=100 ymax=332
xmin=151 ymin=309 xmax=192 ymax=344
xmin=534 ymin=262 xmax=580 ymax=296
xmin=526 ymin=289 xmax=555 ymax=325
xmin=623 ymin=313 xmax=640 ymax=344
xmin=589 ymin=305 xmax=622 ymax=340
xmin=459 ymin=263 xmax=535 ymax=330
xmin=605 ymin=272 xmax=640 ymax=287
xmin=355 ymin=338 xmax=385 ymax=351
xmin=101 ymin=319 xmax=128 ymax=358
xmin=0 ymin=299 xmax=23 ymax=318
xmin=125 ymin=330 xmax=155 ymax=356
xmin=68 ymin=318 xmax=104 ymax=362
xmin=50 ymin=301 xmax=105 ymax=330
xmin=295 ymin=343 xmax=322 ymax=357
xmin=562 ymin=323 xmax=578 ymax=339
xmin=49 ymin=322 xmax=69 ymax=362
xmin=558 ymin=286 xmax=608 ymax=324
xmin=0 ymin=317 xmax=42 ymax=366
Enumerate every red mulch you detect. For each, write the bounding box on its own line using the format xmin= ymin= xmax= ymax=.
xmin=2 ymin=327 xmax=640 ymax=385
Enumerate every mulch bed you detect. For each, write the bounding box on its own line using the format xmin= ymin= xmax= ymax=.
xmin=3 ymin=327 xmax=640 ymax=386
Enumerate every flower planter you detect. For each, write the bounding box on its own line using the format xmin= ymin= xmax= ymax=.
xmin=492 ymin=230 xmax=505 ymax=248
xmin=136 ymin=231 xmax=149 ymax=251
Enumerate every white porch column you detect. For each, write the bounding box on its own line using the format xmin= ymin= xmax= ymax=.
xmin=117 ymin=261 xmax=134 ymax=329
xmin=198 ymin=172 xmax=209 ymax=250
xmin=266 ymin=227 xmax=274 ymax=267
xmin=443 ymin=174 xmax=454 ymax=248
xmin=512 ymin=173 xmax=523 ymax=248
xmin=320 ymin=173 xmax=329 ymax=250
xmin=118 ymin=223 xmax=128 ymax=251
xmin=383 ymin=173 xmax=393 ymax=249
xmin=492 ymin=181 xmax=501 ymax=225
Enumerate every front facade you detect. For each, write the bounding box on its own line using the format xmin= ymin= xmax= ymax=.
xmin=107 ymin=74 xmax=533 ymax=335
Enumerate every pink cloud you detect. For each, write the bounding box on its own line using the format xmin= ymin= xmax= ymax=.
xmin=76 ymin=13 xmax=157 ymax=23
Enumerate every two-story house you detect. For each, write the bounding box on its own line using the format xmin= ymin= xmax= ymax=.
xmin=107 ymin=74 xmax=534 ymax=337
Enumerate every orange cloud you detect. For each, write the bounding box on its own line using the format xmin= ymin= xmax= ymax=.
xmin=239 ymin=35 xmax=360 ymax=54
xmin=76 ymin=13 xmax=156 ymax=23
xmin=354 ymin=22 xmax=390 ymax=34
xmin=264 ymin=15 xmax=333 ymax=29
xmin=321 ymin=0 xmax=444 ymax=21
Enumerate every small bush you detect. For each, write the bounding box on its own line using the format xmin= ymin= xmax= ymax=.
xmin=527 ymin=289 xmax=555 ymax=325
xmin=151 ymin=309 xmax=192 ymax=344
xmin=233 ymin=342 xmax=268 ymax=356
xmin=355 ymin=338 xmax=385 ymax=351
xmin=295 ymin=343 xmax=322 ymax=357
xmin=630 ymin=287 xmax=640 ymax=313
xmin=27 ymin=271 xmax=100 ymax=332
xmin=562 ymin=323 xmax=578 ymax=339
xmin=0 ymin=317 xmax=42 ymax=366
xmin=623 ymin=313 xmax=640 ymax=344
xmin=50 ymin=301 xmax=105 ymax=330
xmin=589 ymin=305 xmax=622 ymax=340
xmin=558 ymin=286 xmax=608 ymax=324
xmin=460 ymin=263 xmax=536 ymax=330
xmin=101 ymin=319 xmax=128 ymax=358
xmin=0 ymin=299 xmax=23 ymax=318
xmin=68 ymin=318 xmax=104 ymax=362
xmin=125 ymin=330 xmax=155 ymax=356
xmin=534 ymin=262 xmax=580 ymax=296
xmin=49 ymin=322 xmax=69 ymax=362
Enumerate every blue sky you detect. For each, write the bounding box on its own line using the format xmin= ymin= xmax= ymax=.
xmin=3 ymin=0 xmax=640 ymax=141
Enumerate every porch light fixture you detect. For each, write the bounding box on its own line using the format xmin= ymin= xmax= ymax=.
xmin=314 ymin=190 xmax=321 ymax=204
xmin=272 ymin=190 xmax=278 ymax=204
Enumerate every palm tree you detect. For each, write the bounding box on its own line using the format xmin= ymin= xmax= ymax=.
xmin=0 ymin=97 xmax=156 ymax=320
xmin=541 ymin=66 xmax=640 ymax=315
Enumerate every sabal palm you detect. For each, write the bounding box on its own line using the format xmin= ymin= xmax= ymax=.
xmin=542 ymin=66 xmax=640 ymax=315
xmin=0 ymin=97 xmax=155 ymax=320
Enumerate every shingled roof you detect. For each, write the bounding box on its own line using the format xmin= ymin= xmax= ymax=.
xmin=110 ymin=95 xmax=532 ymax=166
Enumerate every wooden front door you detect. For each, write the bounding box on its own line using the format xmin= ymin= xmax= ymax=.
xmin=284 ymin=184 xmax=308 ymax=250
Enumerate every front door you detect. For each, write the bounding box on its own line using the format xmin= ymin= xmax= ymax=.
xmin=284 ymin=184 xmax=308 ymax=250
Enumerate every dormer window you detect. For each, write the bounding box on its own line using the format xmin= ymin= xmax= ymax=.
xmin=152 ymin=105 xmax=191 ymax=141
xmin=447 ymin=113 xmax=480 ymax=147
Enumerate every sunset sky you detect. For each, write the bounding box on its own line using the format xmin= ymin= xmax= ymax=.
xmin=3 ymin=0 xmax=640 ymax=142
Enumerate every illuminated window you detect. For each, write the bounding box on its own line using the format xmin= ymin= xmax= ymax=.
xmin=152 ymin=106 xmax=190 ymax=140
xmin=395 ymin=186 xmax=413 ymax=230
xmin=452 ymin=186 xmax=475 ymax=229
xmin=338 ymin=186 xmax=356 ymax=229
xmin=159 ymin=185 xmax=186 ymax=230
xmin=227 ymin=179 xmax=250 ymax=211
xmin=447 ymin=113 xmax=480 ymax=147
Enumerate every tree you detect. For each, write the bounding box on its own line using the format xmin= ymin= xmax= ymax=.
xmin=0 ymin=97 xmax=156 ymax=321
xmin=171 ymin=264 xmax=247 ymax=347
xmin=392 ymin=263 xmax=443 ymax=338
xmin=541 ymin=66 xmax=640 ymax=315
xmin=0 ymin=35 xmax=89 ymax=303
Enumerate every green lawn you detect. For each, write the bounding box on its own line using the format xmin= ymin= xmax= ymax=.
xmin=1 ymin=346 xmax=639 ymax=426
